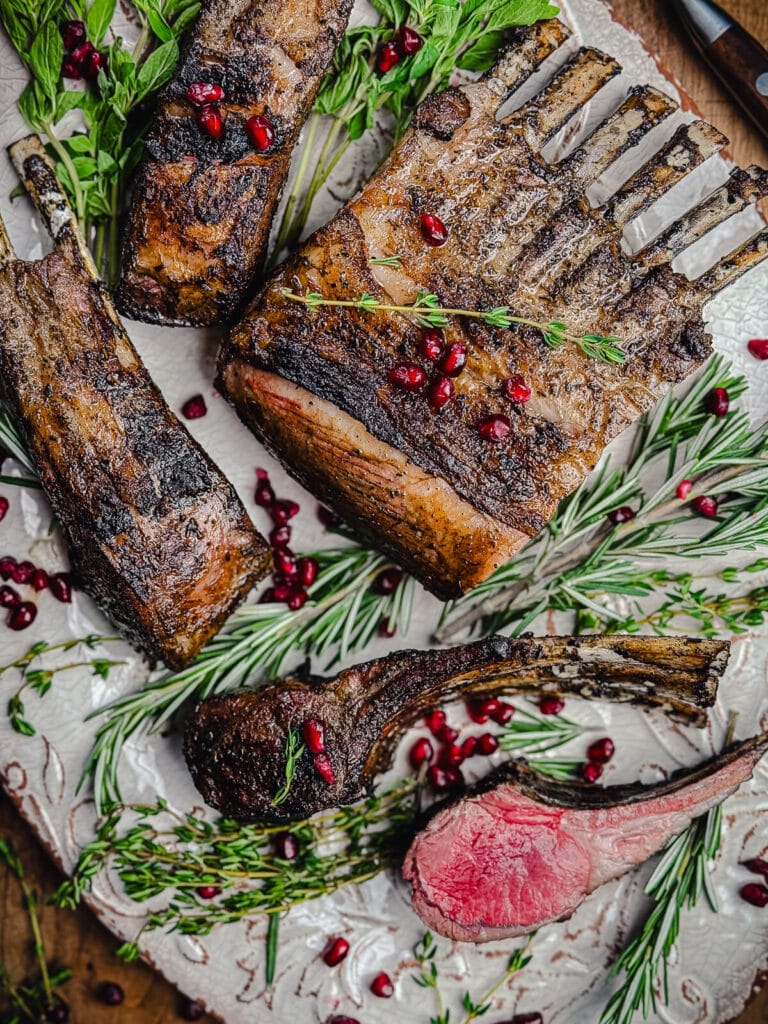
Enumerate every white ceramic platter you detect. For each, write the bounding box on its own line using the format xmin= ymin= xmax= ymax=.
xmin=1 ymin=1 xmax=768 ymax=1021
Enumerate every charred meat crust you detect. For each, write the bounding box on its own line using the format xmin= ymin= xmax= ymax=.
xmin=183 ymin=634 xmax=729 ymax=822
xmin=117 ymin=0 xmax=354 ymax=327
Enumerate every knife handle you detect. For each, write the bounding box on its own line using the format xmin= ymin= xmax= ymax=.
xmin=708 ymin=21 xmax=768 ymax=137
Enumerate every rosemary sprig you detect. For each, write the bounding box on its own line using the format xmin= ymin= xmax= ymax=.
xmin=280 ymin=288 xmax=626 ymax=365
xmin=0 ymin=401 xmax=39 ymax=489
xmin=271 ymin=728 xmax=306 ymax=807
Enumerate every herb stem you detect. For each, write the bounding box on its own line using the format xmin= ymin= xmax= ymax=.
xmin=269 ymin=111 xmax=322 ymax=266
xmin=42 ymin=123 xmax=86 ymax=226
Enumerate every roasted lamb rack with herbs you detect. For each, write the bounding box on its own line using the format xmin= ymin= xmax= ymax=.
xmin=116 ymin=0 xmax=354 ymax=326
xmin=183 ymin=634 xmax=728 ymax=822
xmin=219 ymin=19 xmax=768 ymax=599
xmin=0 ymin=136 xmax=271 ymax=668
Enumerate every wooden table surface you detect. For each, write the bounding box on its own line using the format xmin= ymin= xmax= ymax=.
xmin=2 ymin=2 xmax=768 ymax=1022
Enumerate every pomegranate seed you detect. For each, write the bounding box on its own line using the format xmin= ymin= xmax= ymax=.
xmin=467 ymin=701 xmax=489 ymax=724
xmin=287 ymin=588 xmax=308 ymax=611
xmin=440 ymin=342 xmax=467 ymax=377
xmin=270 ymin=525 xmax=291 ymax=548
xmin=439 ymin=742 xmax=464 ymax=768
xmin=30 ymin=568 xmax=49 ymax=592
xmin=60 ymin=19 xmax=86 ymax=49
xmin=44 ymin=1001 xmax=69 ymax=1022
xmin=478 ymin=733 xmax=499 ymax=755
xmin=395 ymin=25 xmax=423 ymax=55
xmin=676 ymin=479 xmax=693 ymax=500
xmin=0 ymin=497 xmax=9 ymax=521
xmin=323 ymin=937 xmax=350 ymax=967
xmin=492 ymin=702 xmax=515 ymax=725
xmin=587 ymin=737 xmax=615 ymax=763
xmin=327 ymin=1018 xmax=360 ymax=1024
xmin=49 ymin=573 xmax=73 ymax=603
xmin=705 ymin=387 xmax=729 ymax=417
xmin=0 ymin=556 xmax=16 ymax=580
xmin=424 ymin=709 xmax=446 ymax=735
xmin=479 ymin=698 xmax=501 ymax=718
xmin=313 ymin=752 xmax=335 ymax=784
xmin=376 ymin=40 xmax=400 ymax=73
xmin=274 ymin=549 xmax=298 ymax=579
xmin=373 ymin=567 xmax=402 ymax=594
xmin=197 ymin=104 xmax=223 ymax=138
xmin=12 ymin=560 xmax=35 ymax=585
xmin=254 ymin=469 xmax=275 ymax=507
xmin=297 ymin=557 xmax=318 ymax=587
xmin=70 ymin=41 xmax=94 ymax=70
xmin=420 ymin=213 xmax=448 ymax=246
xmin=370 ymin=971 xmax=394 ymax=998
xmin=427 ymin=764 xmax=463 ymax=791
xmin=691 ymin=495 xmax=718 ymax=519
xmin=245 ymin=114 xmax=276 ymax=152
xmin=582 ymin=762 xmax=603 ymax=783
xmin=539 ymin=697 xmax=565 ymax=715
xmin=505 ymin=1015 xmax=544 ymax=1024
xmin=178 ymin=999 xmax=205 ymax=1021
xmin=436 ymin=724 xmax=458 ymax=743
xmin=420 ymin=328 xmax=444 ymax=361
xmin=99 ymin=982 xmax=124 ymax=1006
xmin=186 ymin=82 xmax=224 ymax=106
xmin=302 ymin=718 xmax=325 ymax=754
xmin=478 ymin=414 xmax=511 ymax=442
xmin=318 ymin=505 xmax=341 ymax=528
xmin=748 ymin=338 xmax=768 ymax=360
xmin=608 ymin=506 xmax=635 ymax=524
xmin=270 ymin=499 xmax=300 ymax=525
xmin=181 ymin=394 xmax=207 ymax=419
xmin=409 ymin=737 xmax=433 ymax=769
xmin=0 ymin=585 xmax=19 ymax=607
xmin=378 ymin=618 xmax=396 ymax=637
xmin=742 ymin=857 xmax=768 ymax=878
xmin=388 ymin=363 xmax=426 ymax=390
xmin=461 ymin=736 xmax=478 ymax=758
xmin=61 ymin=55 xmax=82 ymax=78
xmin=740 ymin=882 xmax=768 ymax=907
xmin=428 ymin=375 xmax=455 ymax=409
xmin=273 ymin=582 xmax=292 ymax=602
xmin=81 ymin=47 xmax=106 ymax=80
xmin=259 ymin=587 xmax=276 ymax=603
xmin=503 ymin=374 xmax=532 ymax=404
xmin=195 ymin=885 xmax=220 ymax=899
xmin=276 ymin=832 xmax=299 ymax=860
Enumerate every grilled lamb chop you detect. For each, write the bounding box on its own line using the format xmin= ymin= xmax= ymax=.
xmin=0 ymin=137 xmax=271 ymax=668
xmin=403 ymin=731 xmax=768 ymax=942
xmin=183 ymin=634 xmax=728 ymax=822
xmin=220 ymin=20 xmax=768 ymax=598
xmin=116 ymin=0 xmax=354 ymax=326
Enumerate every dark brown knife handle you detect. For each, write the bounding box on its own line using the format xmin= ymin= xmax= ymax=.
xmin=708 ymin=22 xmax=768 ymax=139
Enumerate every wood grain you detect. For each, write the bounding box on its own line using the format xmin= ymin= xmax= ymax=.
xmin=2 ymin=1 xmax=768 ymax=1022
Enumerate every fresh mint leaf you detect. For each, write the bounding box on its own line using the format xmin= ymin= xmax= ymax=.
xmin=135 ymin=39 xmax=179 ymax=100
xmin=30 ymin=20 xmax=63 ymax=101
xmin=86 ymin=0 xmax=116 ymax=45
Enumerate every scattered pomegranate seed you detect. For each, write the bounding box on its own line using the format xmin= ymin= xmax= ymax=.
xmin=409 ymin=737 xmax=433 ymax=769
xmin=186 ymin=82 xmax=224 ymax=106
xmin=313 ymin=752 xmax=336 ymax=785
xmin=81 ymin=47 xmax=107 ymax=80
xmin=424 ymin=708 xmax=446 ymax=734
xmin=461 ymin=736 xmax=478 ymax=759
xmin=492 ymin=702 xmax=515 ymax=725
xmin=178 ymin=998 xmax=206 ymax=1021
xmin=587 ymin=737 xmax=615 ymax=763
xmin=373 ymin=567 xmax=403 ymax=594
xmin=11 ymin=560 xmax=34 ymax=585
xmin=70 ymin=41 xmax=94 ymax=69
xmin=43 ymin=1001 xmax=69 ymax=1022
xmin=0 ymin=496 xmax=9 ymax=521
xmin=270 ymin=525 xmax=291 ymax=548
xmin=370 ymin=971 xmax=394 ymax=998
xmin=427 ymin=764 xmax=463 ymax=791
xmin=478 ymin=733 xmax=499 ymax=755
xmin=505 ymin=1015 xmax=544 ymax=1024
xmin=440 ymin=342 xmax=467 ymax=377
xmin=740 ymin=882 xmax=768 ymax=907
xmin=379 ymin=618 xmax=396 ymax=637
xmin=705 ymin=387 xmax=729 ymax=417
xmin=273 ymin=582 xmax=292 ymax=602
xmin=297 ymin=557 xmax=318 ymax=587
xmin=376 ymin=40 xmax=400 ymax=73
xmin=582 ymin=762 xmax=603 ymax=783
xmin=467 ymin=699 xmax=491 ymax=724
xmin=428 ymin=375 xmax=455 ymax=409
xmin=748 ymin=338 xmax=768 ymax=360
xmin=0 ymin=556 xmax=16 ymax=580
xmin=420 ymin=213 xmax=448 ymax=246
xmin=181 ymin=394 xmax=207 ymax=419
xmin=287 ymin=589 xmax=308 ymax=611
xmin=388 ymin=363 xmax=426 ymax=391
xmin=245 ymin=114 xmax=276 ymax=151
xmin=478 ymin=414 xmax=511 ymax=442
xmin=608 ymin=506 xmax=635 ymax=524
xmin=276 ymin=832 xmax=299 ymax=860
xmin=60 ymin=19 xmax=86 ymax=49
xmin=323 ymin=937 xmax=350 ymax=967
xmin=318 ymin=504 xmax=342 ymax=528
xmin=503 ymin=375 xmax=532 ymax=404
xmin=0 ymin=585 xmax=19 ymax=608
xmin=195 ymin=885 xmax=221 ymax=899
xmin=271 ymin=499 xmax=300 ymax=525
xmin=691 ymin=495 xmax=718 ymax=519
xmin=196 ymin=104 xmax=223 ymax=138
xmin=436 ymin=724 xmax=458 ymax=743
xmin=302 ymin=718 xmax=325 ymax=754
xmin=259 ymin=587 xmax=276 ymax=603
xmin=50 ymin=572 xmax=73 ymax=603
xmin=274 ymin=549 xmax=298 ymax=579
xmin=61 ymin=55 xmax=82 ymax=78
xmin=742 ymin=857 xmax=768 ymax=878
xmin=396 ymin=25 xmax=423 ymax=54
xmin=99 ymin=982 xmax=124 ymax=1006
xmin=420 ymin=328 xmax=444 ymax=361
xmin=29 ymin=568 xmax=48 ymax=592
xmin=676 ymin=479 xmax=693 ymax=500
xmin=438 ymin=742 xmax=464 ymax=768
xmin=326 ymin=1017 xmax=360 ymax=1024
xmin=539 ymin=697 xmax=565 ymax=715
xmin=254 ymin=469 xmax=275 ymax=507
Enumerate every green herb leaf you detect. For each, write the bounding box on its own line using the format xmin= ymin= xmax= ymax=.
xmin=86 ymin=0 xmax=116 ymax=45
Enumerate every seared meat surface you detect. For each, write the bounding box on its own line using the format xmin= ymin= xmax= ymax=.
xmin=220 ymin=20 xmax=768 ymax=597
xmin=403 ymin=732 xmax=768 ymax=941
xmin=117 ymin=0 xmax=354 ymax=326
xmin=0 ymin=137 xmax=271 ymax=668
xmin=183 ymin=634 xmax=728 ymax=822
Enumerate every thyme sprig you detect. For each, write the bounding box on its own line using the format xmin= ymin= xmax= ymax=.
xmin=271 ymin=727 xmax=306 ymax=807
xmin=280 ymin=288 xmax=626 ymax=365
